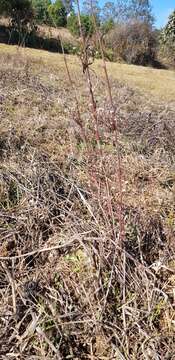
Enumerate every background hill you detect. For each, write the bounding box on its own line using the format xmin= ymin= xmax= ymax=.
xmin=0 ymin=0 xmax=175 ymax=68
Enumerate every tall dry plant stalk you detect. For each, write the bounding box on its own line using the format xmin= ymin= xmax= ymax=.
xmin=90 ymin=0 xmax=124 ymax=245
xmin=76 ymin=0 xmax=101 ymax=149
xmin=59 ymin=34 xmax=88 ymax=145
xmin=89 ymin=1 xmax=128 ymax=353
xmin=48 ymin=14 xmax=88 ymax=147
xmin=57 ymin=2 xmax=127 ymax=352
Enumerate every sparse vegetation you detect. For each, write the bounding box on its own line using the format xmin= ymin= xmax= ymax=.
xmin=0 ymin=42 xmax=174 ymax=358
xmin=0 ymin=3 xmax=174 ymax=360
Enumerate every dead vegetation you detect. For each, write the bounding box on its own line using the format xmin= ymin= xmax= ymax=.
xmin=0 ymin=46 xmax=175 ymax=359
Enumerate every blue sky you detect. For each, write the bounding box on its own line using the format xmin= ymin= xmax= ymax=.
xmin=152 ymin=0 xmax=174 ymax=28
xmin=88 ymin=0 xmax=175 ymax=29
xmin=63 ymin=0 xmax=174 ymax=29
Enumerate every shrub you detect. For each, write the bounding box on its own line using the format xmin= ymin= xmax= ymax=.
xmin=159 ymin=39 xmax=175 ymax=68
xmin=105 ymin=21 xmax=157 ymax=65
xmin=62 ymin=41 xmax=79 ymax=54
xmin=101 ymin=18 xmax=115 ymax=34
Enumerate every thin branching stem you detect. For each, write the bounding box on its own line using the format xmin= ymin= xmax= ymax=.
xmin=90 ymin=0 xmax=124 ymax=245
xmin=59 ymin=34 xmax=88 ymax=145
xmin=90 ymin=2 xmax=128 ymax=353
xmin=76 ymin=0 xmax=101 ymax=149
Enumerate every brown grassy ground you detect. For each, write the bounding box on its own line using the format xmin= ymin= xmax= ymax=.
xmin=0 ymin=44 xmax=175 ymax=359
xmin=1 ymin=44 xmax=175 ymax=101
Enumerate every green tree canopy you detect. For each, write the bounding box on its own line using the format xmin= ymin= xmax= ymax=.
xmin=67 ymin=12 xmax=95 ymax=37
xmin=32 ymin=0 xmax=51 ymax=24
xmin=48 ymin=0 xmax=67 ymax=27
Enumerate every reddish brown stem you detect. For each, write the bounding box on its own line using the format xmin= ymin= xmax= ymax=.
xmin=91 ymin=4 xmax=124 ymax=245
xmin=76 ymin=0 xmax=101 ymax=149
xmin=59 ymin=35 xmax=88 ymax=145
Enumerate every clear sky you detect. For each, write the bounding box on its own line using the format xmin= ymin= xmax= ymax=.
xmin=152 ymin=0 xmax=174 ymax=28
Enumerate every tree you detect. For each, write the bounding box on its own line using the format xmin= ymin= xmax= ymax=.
xmin=0 ymin=0 xmax=12 ymax=14
xmin=102 ymin=1 xmax=115 ymax=22
xmin=127 ymin=0 xmax=154 ymax=25
xmin=48 ymin=0 xmax=67 ymax=27
xmin=160 ymin=10 xmax=175 ymax=67
xmin=105 ymin=20 xmax=157 ymax=65
xmin=163 ymin=10 xmax=175 ymax=42
xmin=62 ymin=0 xmax=73 ymax=14
xmin=32 ymin=0 xmax=51 ymax=25
xmin=82 ymin=0 xmax=101 ymax=21
xmin=0 ymin=0 xmax=35 ymax=33
xmin=67 ymin=12 xmax=94 ymax=37
xmin=101 ymin=0 xmax=153 ymax=25
xmin=102 ymin=0 xmax=129 ymax=24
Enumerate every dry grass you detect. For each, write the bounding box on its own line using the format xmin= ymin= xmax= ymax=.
xmin=0 ymin=45 xmax=175 ymax=359
xmin=38 ymin=25 xmax=78 ymax=46
xmin=98 ymin=62 xmax=175 ymax=103
xmin=1 ymin=44 xmax=175 ymax=102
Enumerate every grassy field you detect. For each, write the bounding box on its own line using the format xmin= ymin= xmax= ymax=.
xmin=0 ymin=44 xmax=175 ymax=359
xmin=0 ymin=44 xmax=175 ymax=102
xmin=105 ymin=61 xmax=175 ymax=102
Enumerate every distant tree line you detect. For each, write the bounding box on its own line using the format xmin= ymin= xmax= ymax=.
xmin=0 ymin=0 xmax=71 ymax=29
xmin=0 ymin=0 xmax=174 ymax=66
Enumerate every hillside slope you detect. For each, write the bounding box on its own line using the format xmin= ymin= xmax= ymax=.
xmin=0 ymin=44 xmax=175 ymax=102
xmin=0 ymin=44 xmax=175 ymax=358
